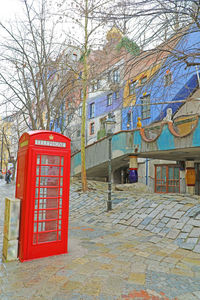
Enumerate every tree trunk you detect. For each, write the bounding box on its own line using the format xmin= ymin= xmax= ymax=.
xmin=81 ymin=0 xmax=88 ymax=192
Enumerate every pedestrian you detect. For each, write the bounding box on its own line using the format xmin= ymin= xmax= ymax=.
xmin=5 ymin=169 xmax=11 ymax=184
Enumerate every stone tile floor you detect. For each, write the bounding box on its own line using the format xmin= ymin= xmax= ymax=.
xmin=0 ymin=179 xmax=200 ymax=299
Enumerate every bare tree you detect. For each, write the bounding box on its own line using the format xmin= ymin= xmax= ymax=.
xmin=0 ymin=0 xmax=79 ymax=135
xmin=56 ymin=0 xmax=119 ymax=192
xmin=97 ymin=0 xmax=200 ymax=67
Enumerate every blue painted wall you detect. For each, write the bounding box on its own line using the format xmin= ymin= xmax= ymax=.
xmin=122 ymin=27 xmax=200 ymax=130
xmin=87 ymin=89 xmax=123 ymax=120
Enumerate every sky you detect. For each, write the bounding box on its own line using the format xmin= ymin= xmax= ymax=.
xmin=0 ymin=0 xmax=23 ymax=21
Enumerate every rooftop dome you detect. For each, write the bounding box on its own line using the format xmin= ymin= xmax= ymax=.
xmin=106 ymin=26 xmax=122 ymax=42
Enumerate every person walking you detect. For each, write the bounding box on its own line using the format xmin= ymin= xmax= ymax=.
xmin=5 ymin=169 xmax=11 ymax=184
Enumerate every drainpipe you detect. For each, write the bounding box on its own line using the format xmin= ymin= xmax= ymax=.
xmin=146 ymin=158 xmax=149 ymax=186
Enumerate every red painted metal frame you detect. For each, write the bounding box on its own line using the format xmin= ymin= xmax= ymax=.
xmin=155 ymin=164 xmax=180 ymax=194
xmin=16 ymin=131 xmax=71 ymax=262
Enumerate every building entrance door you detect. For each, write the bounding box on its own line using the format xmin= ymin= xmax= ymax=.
xmin=155 ymin=165 xmax=180 ymax=193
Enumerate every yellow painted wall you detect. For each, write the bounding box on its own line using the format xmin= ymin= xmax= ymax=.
xmin=174 ymin=115 xmax=197 ymax=136
xmin=123 ymin=64 xmax=161 ymax=108
xmin=0 ymin=121 xmax=12 ymax=173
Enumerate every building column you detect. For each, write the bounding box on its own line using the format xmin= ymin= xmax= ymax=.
xmin=129 ymin=155 xmax=138 ymax=183
xmin=185 ymin=161 xmax=196 ymax=195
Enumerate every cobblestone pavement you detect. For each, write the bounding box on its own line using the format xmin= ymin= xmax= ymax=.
xmin=0 ymin=179 xmax=200 ymax=299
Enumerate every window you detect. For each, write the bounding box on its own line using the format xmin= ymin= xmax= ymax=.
xmin=140 ymin=76 xmax=147 ymax=85
xmin=129 ymin=81 xmax=136 ymax=95
xmin=127 ymin=111 xmax=131 ymax=129
xmin=141 ymin=94 xmax=150 ymax=119
xmin=155 ymin=165 xmax=180 ymax=193
xmin=127 ymin=111 xmax=131 ymax=123
xmin=97 ymin=79 xmax=100 ymax=89
xmin=77 ymin=129 xmax=81 ymax=137
xmin=93 ymin=82 xmax=97 ymax=92
xmin=90 ymin=122 xmax=95 ymax=135
xmin=107 ymin=94 xmax=113 ymax=106
xmin=164 ymin=70 xmax=173 ymax=86
xmin=80 ymin=89 xmax=83 ymax=99
xmin=68 ymin=114 xmax=73 ymax=123
xmin=72 ymin=53 xmax=78 ymax=61
xmin=114 ymin=91 xmax=120 ymax=99
xmin=78 ymin=71 xmax=82 ymax=79
xmin=78 ymin=106 xmax=82 ymax=117
xmin=107 ymin=71 xmax=111 ymax=82
xmin=90 ymin=80 xmax=100 ymax=92
xmin=113 ymin=69 xmax=120 ymax=83
xmin=89 ymin=102 xmax=95 ymax=118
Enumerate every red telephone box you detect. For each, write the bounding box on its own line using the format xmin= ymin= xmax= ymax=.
xmin=15 ymin=131 xmax=71 ymax=262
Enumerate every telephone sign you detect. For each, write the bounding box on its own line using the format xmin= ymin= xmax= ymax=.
xmin=16 ymin=131 xmax=71 ymax=262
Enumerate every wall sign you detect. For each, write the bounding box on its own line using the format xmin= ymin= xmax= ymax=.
xmin=35 ymin=140 xmax=66 ymax=148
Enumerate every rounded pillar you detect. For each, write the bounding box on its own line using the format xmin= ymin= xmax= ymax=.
xmin=185 ymin=161 xmax=196 ymax=195
xmin=129 ymin=155 xmax=138 ymax=183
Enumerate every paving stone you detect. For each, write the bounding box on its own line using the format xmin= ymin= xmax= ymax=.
xmin=150 ymin=218 xmax=160 ymax=225
xmin=145 ymin=224 xmax=155 ymax=231
xmin=172 ymin=211 xmax=185 ymax=219
xmin=162 ymin=217 xmax=170 ymax=224
xmin=131 ymin=218 xmax=143 ymax=227
xmin=180 ymin=242 xmax=196 ymax=250
xmin=150 ymin=203 xmax=158 ymax=208
xmin=193 ymin=244 xmax=200 ymax=253
xmin=193 ymin=291 xmax=200 ymax=298
xmin=179 ymin=216 xmax=190 ymax=223
xmin=141 ymin=217 xmax=153 ymax=226
xmin=188 ymin=220 xmax=200 ymax=227
xmin=189 ymin=227 xmax=200 ymax=238
xmin=174 ymin=222 xmax=185 ymax=230
xmin=126 ymin=216 xmax=136 ymax=225
xmin=166 ymin=229 xmax=180 ymax=239
xmin=166 ymin=219 xmax=177 ymax=228
xmin=177 ymin=232 xmax=189 ymax=239
xmin=137 ymin=224 xmax=146 ymax=230
xmin=164 ymin=211 xmax=174 ymax=218
xmin=145 ymin=208 xmax=154 ymax=214
xmin=182 ymin=224 xmax=193 ymax=233
xmin=151 ymin=227 xmax=162 ymax=234
xmin=186 ymin=238 xmax=199 ymax=244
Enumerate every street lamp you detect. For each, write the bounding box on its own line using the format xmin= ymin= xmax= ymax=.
xmin=104 ymin=113 xmax=116 ymax=211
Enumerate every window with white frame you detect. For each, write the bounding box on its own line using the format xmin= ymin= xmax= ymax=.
xmin=107 ymin=71 xmax=111 ymax=82
xmin=89 ymin=102 xmax=95 ymax=118
xmin=72 ymin=53 xmax=78 ymax=61
xmin=97 ymin=79 xmax=100 ymax=89
xmin=68 ymin=114 xmax=73 ymax=123
xmin=129 ymin=81 xmax=136 ymax=95
xmin=90 ymin=122 xmax=95 ymax=135
xmin=107 ymin=94 xmax=113 ymax=106
xmin=90 ymin=80 xmax=100 ymax=92
xmin=140 ymin=76 xmax=147 ymax=85
xmin=127 ymin=111 xmax=131 ymax=129
xmin=115 ymin=91 xmax=120 ymax=99
xmin=77 ymin=129 xmax=81 ymax=137
xmin=78 ymin=106 xmax=82 ymax=117
xmin=141 ymin=94 xmax=150 ymax=119
xmin=113 ymin=69 xmax=120 ymax=83
xmin=113 ymin=91 xmax=119 ymax=100
xmin=80 ymin=89 xmax=83 ymax=99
